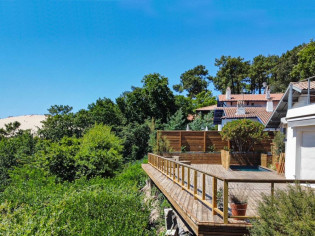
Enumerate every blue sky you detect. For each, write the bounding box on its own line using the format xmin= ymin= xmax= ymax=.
xmin=0 ymin=0 xmax=314 ymax=118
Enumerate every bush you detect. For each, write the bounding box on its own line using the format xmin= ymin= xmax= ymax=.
xmin=75 ymin=124 xmax=123 ymax=178
xmin=0 ymin=131 xmax=36 ymax=191
xmin=119 ymin=122 xmax=150 ymax=162
xmin=272 ymin=131 xmax=285 ymax=155
xmin=250 ymin=184 xmax=315 ymax=236
xmin=221 ymin=119 xmax=267 ymax=152
xmin=189 ymin=112 xmax=214 ymax=131
xmin=0 ymin=161 xmax=154 ymax=235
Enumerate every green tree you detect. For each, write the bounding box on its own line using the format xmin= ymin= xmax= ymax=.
xmin=37 ymin=137 xmax=80 ymax=182
xmin=0 ymin=130 xmax=36 ymax=191
xmin=119 ymin=122 xmax=151 ymax=161
xmin=0 ymin=121 xmax=21 ymax=138
xmin=174 ymin=95 xmax=193 ymax=118
xmin=249 ymin=55 xmax=279 ymax=94
xmin=209 ymin=56 xmax=250 ymax=94
xmin=173 ymin=65 xmax=209 ymax=97
xmin=250 ymin=184 xmax=315 ymax=236
xmin=39 ymin=105 xmax=78 ymax=141
xmin=270 ymin=44 xmax=305 ymax=92
xmin=164 ymin=108 xmax=186 ymax=130
xmin=189 ymin=112 xmax=214 ymax=131
xmin=192 ymin=91 xmax=217 ymax=111
xmin=117 ymin=73 xmax=176 ymax=124
xmin=291 ymin=41 xmax=315 ymax=80
xmin=87 ymin=97 xmax=123 ymax=127
xmin=220 ymin=119 xmax=267 ymax=152
xmin=75 ymin=124 xmax=123 ymax=178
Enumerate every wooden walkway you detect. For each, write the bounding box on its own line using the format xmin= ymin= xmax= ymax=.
xmin=144 ymin=153 xmax=315 ymax=235
xmin=142 ymin=164 xmax=252 ymax=235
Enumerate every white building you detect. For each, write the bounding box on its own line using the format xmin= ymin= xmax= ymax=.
xmin=266 ymin=80 xmax=315 ymax=180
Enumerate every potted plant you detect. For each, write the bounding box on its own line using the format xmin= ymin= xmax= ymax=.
xmin=229 ymin=188 xmax=248 ymax=217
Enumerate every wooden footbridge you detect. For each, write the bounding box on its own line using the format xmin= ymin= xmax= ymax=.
xmin=143 ymin=153 xmax=315 ymax=235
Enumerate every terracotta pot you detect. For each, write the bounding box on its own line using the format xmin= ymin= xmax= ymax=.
xmin=275 ymin=162 xmax=279 ymax=171
xmin=230 ymin=203 xmax=247 ymax=217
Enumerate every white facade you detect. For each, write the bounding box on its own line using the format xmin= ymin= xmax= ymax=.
xmin=285 ymin=104 xmax=315 ymax=180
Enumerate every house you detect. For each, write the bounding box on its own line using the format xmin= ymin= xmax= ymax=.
xmin=266 ymin=80 xmax=315 ymax=180
xmin=196 ymin=87 xmax=283 ymax=130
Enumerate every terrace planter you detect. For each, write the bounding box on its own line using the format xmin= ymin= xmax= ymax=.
xmin=230 ymin=203 xmax=248 ymax=217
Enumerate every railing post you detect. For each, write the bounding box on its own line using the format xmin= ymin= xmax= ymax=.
xmin=187 ymin=168 xmax=190 ymax=190
xmin=194 ymin=170 xmax=197 ymax=199
xmin=167 ymin=160 xmax=169 ymax=176
xmin=173 ymin=162 xmax=176 ymax=182
xmin=223 ymin=180 xmax=229 ymax=224
xmin=271 ymin=182 xmax=275 ymax=200
xmin=212 ymin=177 xmax=217 ymax=215
xmin=177 ymin=163 xmax=180 ymax=182
xmin=202 ymin=173 xmax=206 ymax=200
xmin=182 ymin=166 xmax=185 ymax=189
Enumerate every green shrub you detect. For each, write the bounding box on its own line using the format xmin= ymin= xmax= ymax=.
xmin=272 ymin=131 xmax=285 ymax=155
xmin=189 ymin=112 xmax=214 ymax=131
xmin=221 ymin=119 xmax=267 ymax=152
xmin=0 ymin=161 xmax=154 ymax=235
xmin=250 ymin=184 xmax=315 ymax=236
xmin=75 ymin=124 xmax=123 ymax=178
xmin=0 ymin=130 xmax=36 ymax=191
xmin=119 ymin=122 xmax=150 ymax=162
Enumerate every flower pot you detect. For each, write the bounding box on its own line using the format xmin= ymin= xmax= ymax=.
xmin=230 ymin=203 xmax=247 ymax=217
xmin=275 ymin=162 xmax=279 ymax=171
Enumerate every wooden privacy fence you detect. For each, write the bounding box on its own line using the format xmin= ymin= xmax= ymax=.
xmin=158 ymin=131 xmax=274 ymax=153
xmin=148 ymin=153 xmax=315 ymax=224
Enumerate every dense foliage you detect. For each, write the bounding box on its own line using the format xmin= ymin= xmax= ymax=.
xmin=221 ymin=119 xmax=267 ymax=152
xmin=250 ymin=184 xmax=315 ymax=236
xmin=0 ymin=161 xmax=154 ymax=235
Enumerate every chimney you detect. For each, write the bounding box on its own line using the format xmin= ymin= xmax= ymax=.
xmin=226 ymin=87 xmax=231 ymax=100
xmin=236 ymin=100 xmax=246 ymax=115
xmin=266 ymin=86 xmax=271 ymax=99
xmin=266 ymin=99 xmax=273 ymax=112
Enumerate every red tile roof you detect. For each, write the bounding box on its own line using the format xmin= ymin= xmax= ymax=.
xmin=221 ymin=107 xmax=273 ymax=125
xmin=196 ymin=105 xmax=224 ymax=111
xmin=218 ymin=93 xmax=283 ymax=102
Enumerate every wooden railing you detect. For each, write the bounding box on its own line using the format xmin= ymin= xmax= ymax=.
xmin=148 ymin=153 xmax=315 ymax=224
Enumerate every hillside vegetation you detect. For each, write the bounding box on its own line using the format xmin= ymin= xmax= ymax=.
xmin=0 ymin=40 xmax=314 ymax=235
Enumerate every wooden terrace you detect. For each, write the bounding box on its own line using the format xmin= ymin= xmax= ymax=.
xmin=143 ymin=153 xmax=315 ymax=235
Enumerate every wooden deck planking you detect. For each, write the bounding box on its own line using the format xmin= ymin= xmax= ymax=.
xmin=142 ymin=161 xmax=292 ymax=235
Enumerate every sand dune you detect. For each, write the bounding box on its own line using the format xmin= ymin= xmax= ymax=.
xmin=0 ymin=115 xmax=47 ymax=134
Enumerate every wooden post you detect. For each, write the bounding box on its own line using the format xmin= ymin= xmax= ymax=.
xmin=177 ymin=163 xmax=180 ymax=182
xmin=182 ymin=166 xmax=185 ymax=189
xmin=271 ymin=182 xmax=274 ymax=200
xmin=194 ymin=170 xmax=197 ymax=199
xmin=187 ymin=168 xmax=190 ymax=190
xmin=223 ymin=180 xmax=229 ymax=224
xmin=212 ymin=177 xmax=217 ymax=216
xmin=179 ymin=131 xmax=182 ymax=151
xmin=261 ymin=154 xmax=267 ymax=167
xmin=172 ymin=162 xmax=176 ymax=182
xmin=202 ymin=173 xmax=206 ymax=200
xmin=203 ymin=131 xmax=206 ymax=152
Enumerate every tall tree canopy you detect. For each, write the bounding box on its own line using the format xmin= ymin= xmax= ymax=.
xmin=117 ymin=73 xmax=176 ymax=124
xmin=269 ymin=44 xmax=305 ymax=92
xmin=173 ymin=65 xmax=209 ymax=98
xmin=291 ymin=41 xmax=315 ymax=80
xmin=249 ymin=55 xmax=278 ymax=94
xmin=209 ymin=56 xmax=250 ymax=94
